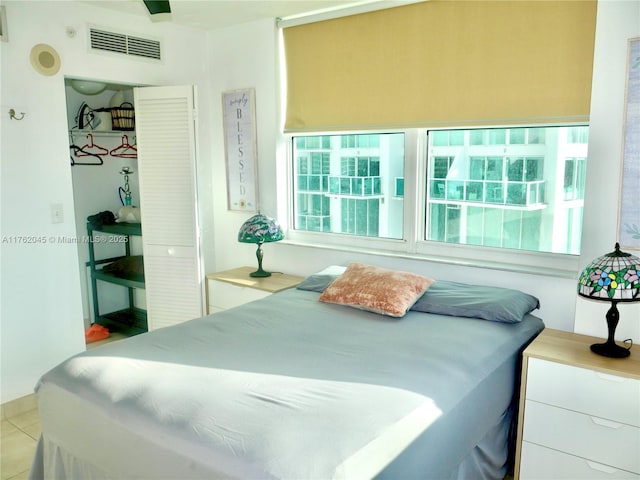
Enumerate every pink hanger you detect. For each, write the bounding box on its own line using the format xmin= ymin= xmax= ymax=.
xmin=76 ymin=134 xmax=108 ymax=157
xmin=110 ymin=135 xmax=138 ymax=158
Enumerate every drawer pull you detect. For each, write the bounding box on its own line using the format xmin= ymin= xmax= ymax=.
xmin=591 ymin=417 xmax=623 ymax=429
xmin=586 ymin=461 xmax=618 ymax=474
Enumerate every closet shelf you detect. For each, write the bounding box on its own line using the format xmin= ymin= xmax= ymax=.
xmin=70 ymin=129 xmax=133 ymax=137
xmin=99 ymin=308 xmax=147 ymax=336
xmin=87 ymin=221 xmax=147 ymax=337
xmin=92 ymin=269 xmax=145 ymax=290
xmin=91 ymin=222 xmax=142 ymax=236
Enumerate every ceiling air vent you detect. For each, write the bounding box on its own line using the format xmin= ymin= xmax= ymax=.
xmin=89 ymin=28 xmax=161 ymax=61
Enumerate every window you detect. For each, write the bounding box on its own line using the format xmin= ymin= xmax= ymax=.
xmin=289 ymin=124 xmax=589 ymax=266
xmin=292 ymin=133 xmax=404 ymax=239
xmin=425 ymin=126 xmax=588 ymax=255
xmin=564 ymin=157 xmax=587 ymax=201
xmin=431 ymin=130 xmax=464 ymax=146
xmin=567 ymin=126 xmax=589 ymax=144
xmin=295 ymin=140 xmax=331 ymax=232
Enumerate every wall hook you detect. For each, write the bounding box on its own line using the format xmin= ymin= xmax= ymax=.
xmin=8 ymin=108 xmax=25 ymax=120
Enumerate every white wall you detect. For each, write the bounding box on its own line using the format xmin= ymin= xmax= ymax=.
xmin=0 ymin=1 xmax=213 ymax=403
xmin=575 ymin=0 xmax=640 ymax=341
xmin=205 ymin=2 xmax=640 ymax=337
xmin=206 ymin=19 xmax=281 ymax=271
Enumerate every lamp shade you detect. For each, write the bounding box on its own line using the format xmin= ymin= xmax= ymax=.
xmin=578 ymin=243 xmax=640 ymax=302
xmin=238 ymin=213 xmax=283 ymax=277
xmin=238 ymin=213 xmax=284 ymax=244
xmin=577 ymin=243 xmax=640 ymax=358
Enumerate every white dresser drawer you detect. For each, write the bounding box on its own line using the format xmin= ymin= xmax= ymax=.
xmin=523 ymin=400 xmax=640 ymax=474
xmin=520 ymin=441 xmax=640 ymax=479
xmin=208 ymin=279 xmax=271 ymax=311
xmin=526 ymin=358 xmax=640 ymax=426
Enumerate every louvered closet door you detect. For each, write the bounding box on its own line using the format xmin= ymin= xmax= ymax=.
xmin=134 ymin=85 xmax=203 ymax=330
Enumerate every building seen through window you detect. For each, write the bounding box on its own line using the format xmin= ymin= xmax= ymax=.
xmin=293 ymin=133 xmax=404 ymax=238
xmin=427 ymin=126 xmax=588 ymax=254
xmin=291 ymin=125 xmax=588 ymax=255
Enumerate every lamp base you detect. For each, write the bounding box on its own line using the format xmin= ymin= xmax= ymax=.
xmin=589 ymin=300 xmax=631 ymax=358
xmin=249 ymin=269 xmax=271 ymax=278
xmin=590 ymin=341 xmax=630 ymax=358
xmin=249 ymin=243 xmax=271 ymax=277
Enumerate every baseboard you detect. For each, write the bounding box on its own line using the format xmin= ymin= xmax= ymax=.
xmin=1 ymin=393 xmax=37 ymax=420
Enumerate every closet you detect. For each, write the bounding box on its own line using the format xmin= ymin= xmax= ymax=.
xmin=67 ymin=80 xmax=203 ymax=339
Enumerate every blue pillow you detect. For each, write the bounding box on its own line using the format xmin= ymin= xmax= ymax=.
xmin=410 ymin=280 xmax=540 ymax=323
xmin=296 ymin=274 xmax=339 ymax=292
xmin=296 ymin=266 xmax=346 ymax=292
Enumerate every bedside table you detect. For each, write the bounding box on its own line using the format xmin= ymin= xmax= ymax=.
xmin=514 ymin=328 xmax=640 ymax=479
xmin=205 ymin=267 xmax=304 ymax=314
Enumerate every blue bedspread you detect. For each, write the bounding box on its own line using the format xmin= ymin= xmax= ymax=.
xmin=32 ymin=288 xmax=544 ymax=479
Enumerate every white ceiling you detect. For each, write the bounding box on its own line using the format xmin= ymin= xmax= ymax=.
xmin=84 ymin=0 xmax=375 ymax=31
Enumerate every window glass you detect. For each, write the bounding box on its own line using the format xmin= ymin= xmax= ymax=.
xmin=507 ymin=157 xmax=524 ymax=182
xmin=293 ymin=133 xmax=404 ymax=239
xmin=488 ymin=129 xmax=506 ymax=145
xmin=525 ymin=157 xmax=543 ymax=181
xmin=563 ymin=157 xmax=587 ymax=200
xmin=528 ymin=128 xmax=545 ymax=144
xmin=425 ymin=126 xmax=588 ymax=254
xmin=450 ymin=130 xmax=465 ymax=146
xmin=486 ymin=157 xmax=503 ymax=180
xmin=509 ymin=128 xmax=526 ymax=144
xmin=567 ymin=126 xmax=589 ymax=144
xmin=290 ymin=125 xmax=588 ymax=260
xmin=470 ymin=130 xmax=484 ymax=145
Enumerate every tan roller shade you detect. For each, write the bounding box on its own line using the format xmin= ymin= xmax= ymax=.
xmin=283 ymin=0 xmax=597 ymax=132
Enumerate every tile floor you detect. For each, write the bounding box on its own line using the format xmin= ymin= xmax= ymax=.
xmin=1 ymin=402 xmax=39 ymax=480
xmin=1 ymin=332 xmax=128 ymax=480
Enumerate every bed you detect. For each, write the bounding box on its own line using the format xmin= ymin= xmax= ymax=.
xmin=29 ymin=264 xmax=544 ymax=480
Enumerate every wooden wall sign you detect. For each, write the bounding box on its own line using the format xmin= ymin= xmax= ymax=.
xmin=222 ymin=88 xmax=258 ymax=212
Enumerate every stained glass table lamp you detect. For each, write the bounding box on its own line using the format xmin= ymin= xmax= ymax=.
xmin=577 ymin=243 xmax=640 ymax=358
xmin=238 ymin=213 xmax=284 ymax=277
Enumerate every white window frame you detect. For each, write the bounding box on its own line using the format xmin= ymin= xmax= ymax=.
xmin=282 ymin=127 xmax=584 ymax=277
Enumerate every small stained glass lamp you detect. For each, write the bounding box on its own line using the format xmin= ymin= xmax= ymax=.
xmin=577 ymin=243 xmax=640 ymax=358
xmin=237 ymin=213 xmax=284 ymax=278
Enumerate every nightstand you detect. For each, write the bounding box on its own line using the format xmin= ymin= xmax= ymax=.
xmin=205 ymin=266 xmax=304 ymax=314
xmin=514 ymin=329 xmax=640 ymax=479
